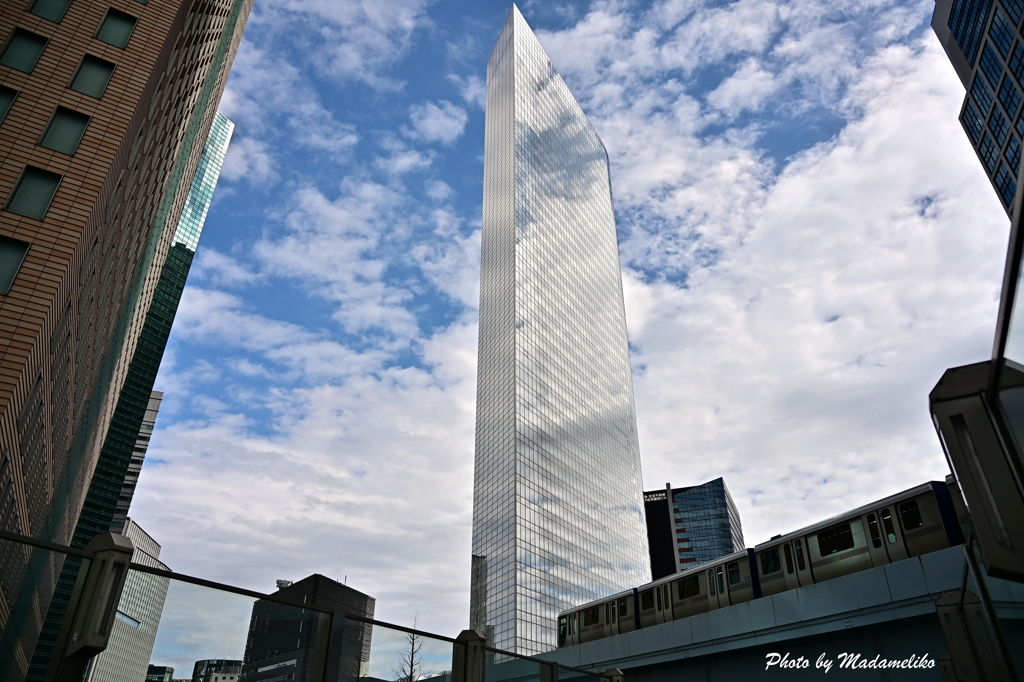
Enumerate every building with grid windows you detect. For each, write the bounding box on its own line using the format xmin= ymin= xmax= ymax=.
xmin=933 ymin=0 xmax=1024 ymax=213
xmin=469 ymin=5 xmax=651 ymax=656
xmin=643 ymin=478 xmax=744 ymax=581
xmin=81 ymin=518 xmax=170 ymax=682
xmin=0 ymin=1 xmax=250 ymax=679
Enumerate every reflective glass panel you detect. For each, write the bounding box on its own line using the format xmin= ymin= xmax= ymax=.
xmin=70 ymin=55 xmax=115 ymax=98
xmin=40 ymin=107 xmax=90 ymax=155
xmin=1 ymin=29 xmax=48 ymax=72
xmin=29 ymin=0 xmax=72 ymax=22
xmin=5 ymin=166 xmax=62 ymax=219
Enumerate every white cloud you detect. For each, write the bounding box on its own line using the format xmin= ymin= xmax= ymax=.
xmin=405 ymin=101 xmax=469 ymax=145
xmin=707 ymin=58 xmax=782 ymax=116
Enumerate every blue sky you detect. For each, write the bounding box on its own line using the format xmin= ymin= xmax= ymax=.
xmin=134 ymin=0 xmax=1010 ymax=667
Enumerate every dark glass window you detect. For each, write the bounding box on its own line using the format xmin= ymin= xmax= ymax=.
xmin=981 ymin=132 xmax=1001 ymax=170
xmin=881 ymin=508 xmax=898 ymax=544
xmin=29 ymin=0 xmax=72 ymax=22
xmin=558 ymin=616 xmax=566 ymax=639
xmin=784 ymin=543 xmax=794 ymax=573
xmin=70 ymin=55 xmax=115 ymax=98
xmin=817 ymin=523 xmax=855 ymax=555
xmin=618 ymin=597 xmax=628 ymax=617
xmin=677 ymin=575 xmax=699 ymax=599
xmin=981 ymin=43 xmax=1004 ymax=87
xmin=716 ymin=566 xmax=725 ymax=593
xmin=0 ymin=86 xmax=16 ymax=123
xmin=992 ymin=7 xmax=1015 ymax=56
xmin=40 ymin=107 xmax=90 ymax=155
xmin=582 ymin=605 xmax=599 ymax=626
xmin=1010 ymin=42 xmax=1024 ymax=83
xmin=4 ymin=166 xmax=62 ymax=219
xmin=640 ymin=589 xmax=654 ymax=611
xmin=1006 ymin=134 xmax=1021 ymax=172
xmin=0 ymin=236 xmax=30 ymax=294
xmin=1000 ymin=77 xmax=1022 ymax=116
xmin=996 ymin=162 xmax=1017 ymax=204
xmin=656 ymin=586 xmax=662 ymax=611
xmin=728 ymin=562 xmax=741 ymax=585
xmin=760 ymin=548 xmax=781 ymax=574
xmin=96 ymin=9 xmax=137 ymax=48
xmin=1003 ymin=0 xmax=1024 ymax=23
xmin=899 ymin=500 xmax=924 ymax=530
xmin=707 ymin=569 xmax=716 ymax=596
xmin=867 ymin=513 xmax=882 ymax=548
xmin=949 ymin=0 xmax=994 ymax=64
xmin=973 ymin=74 xmax=995 ymax=113
xmin=610 ymin=601 xmax=616 ymax=623
xmin=795 ymin=539 xmax=806 ymax=571
xmin=1 ymin=29 xmax=48 ymax=73
xmin=991 ymin=108 xmax=1010 ymax=145
xmin=964 ymin=101 xmax=986 ymax=142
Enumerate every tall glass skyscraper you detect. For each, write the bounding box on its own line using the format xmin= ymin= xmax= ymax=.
xmin=470 ymin=5 xmax=650 ymax=655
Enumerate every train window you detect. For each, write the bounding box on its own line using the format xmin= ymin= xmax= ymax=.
xmin=605 ymin=602 xmax=610 ymax=625
xmin=784 ymin=544 xmax=794 ymax=573
xmin=618 ymin=597 xmax=628 ymax=617
xmin=881 ymin=508 xmax=898 ymax=543
xmin=760 ymin=548 xmax=782 ymax=574
xmin=558 ymin=616 xmax=567 ymax=640
xmin=867 ymin=514 xmax=882 ymax=548
xmin=640 ymin=589 xmax=654 ymax=611
xmin=708 ymin=569 xmax=716 ymax=596
xmin=716 ymin=566 xmax=725 ymax=594
xmin=817 ymin=523 xmax=855 ymax=555
xmin=611 ymin=601 xmax=616 ymax=623
xmin=728 ymin=562 xmax=741 ymax=585
xmin=795 ymin=539 xmax=806 ymax=571
xmin=573 ymin=613 xmax=578 ymax=634
xmin=899 ymin=500 xmax=923 ymax=529
xmin=583 ymin=606 xmax=600 ymax=627
xmin=656 ymin=586 xmax=662 ymax=611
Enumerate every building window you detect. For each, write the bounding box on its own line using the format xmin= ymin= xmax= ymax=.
xmin=972 ymin=73 xmax=994 ymax=113
xmin=1010 ymin=42 xmax=1024 ymax=84
xmin=1006 ymin=134 xmax=1021 ymax=173
xmin=990 ymin=107 xmax=1010 ymax=145
xmin=995 ymin=162 xmax=1017 ymax=205
xmin=963 ymin=101 xmax=985 ymax=142
xmin=70 ymin=55 xmax=115 ymax=98
xmin=4 ymin=166 xmax=62 ymax=220
xmin=948 ymin=0 xmax=993 ymax=65
xmin=0 ymin=236 xmax=30 ymax=294
xmin=981 ymin=132 xmax=1000 ymax=170
xmin=40 ymin=107 xmax=90 ymax=155
xmin=980 ymin=42 xmax=1003 ymax=88
xmin=990 ymin=7 xmax=1015 ymax=56
xmin=0 ymin=29 xmax=48 ymax=73
xmin=96 ymin=9 xmax=138 ymax=48
xmin=1004 ymin=0 xmax=1024 ymax=23
xmin=0 ymin=86 xmax=16 ymax=123
xmin=999 ymin=77 xmax=1021 ymax=117
xmin=29 ymin=0 xmax=73 ymax=23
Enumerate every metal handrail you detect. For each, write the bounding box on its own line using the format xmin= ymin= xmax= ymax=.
xmin=0 ymin=527 xmax=604 ymax=678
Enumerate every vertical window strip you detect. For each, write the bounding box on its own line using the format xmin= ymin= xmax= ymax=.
xmin=981 ymin=43 xmax=1004 ymax=87
xmin=950 ymin=0 xmax=995 ymax=64
xmin=991 ymin=7 xmax=1015 ymax=56
xmin=1000 ymin=77 xmax=1022 ymax=116
xmin=1006 ymin=134 xmax=1021 ymax=173
xmin=972 ymin=74 xmax=995 ymax=112
xmin=1010 ymin=42 xmax=1024 ymax=84
xmin=1001 ymin=0 xmax=1024 ymax=24
xmin=991 ymin=107 xmax=1011 ymax=144
xmin=996 ymin=162 xmax=1017 ymax=204
xmin=964 ymin=101 xmax=986 ymax=142
xmin=981 ymin=132 xmax=1000 ymax=170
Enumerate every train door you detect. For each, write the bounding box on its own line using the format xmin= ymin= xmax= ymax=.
xmin=792 ymin=537 xmax=813 ymax=586
xmin=877 ymin=506 xmax=910 ymax=562
xmin=781 ymin=542 xmax=800 ymax=590
xmin=708 ymin=565 xmax=729 ymax=609
xmin=654 ymin=582 xmax=672 ymax=624
xmin=863 ymin=512 xmax=890 ymax=567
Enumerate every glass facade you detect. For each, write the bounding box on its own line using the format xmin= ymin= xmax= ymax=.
xmin=670 ymin=478 xmax=744 ymax=568
xmin=25 ymin=114 xmax=234 ymax=681
xmin=945 ymin=0 xmax=1024 ymax=212
xmin=470 ymin=6 xmax=650 ymax=656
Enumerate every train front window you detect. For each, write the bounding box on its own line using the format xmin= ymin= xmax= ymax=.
xmin=641 ymin=589 xmax=654 ymax=611
xmin=760 ymin=548 xmax=782 ymax=574
xmin=795 ymin=539 xmax=806 ymax=571
xmin=559 ymin=616 xmax=567 ymax=640
xmin=867 ymin=514 xmax=882 ymax=548
xmin=708 ymin=569 xmax=716 ymax=596
xmin=728 ymin=562 xmax=740 ymax=585
xmin=899 ymin=500 xmax=923 ymax=529
xmin=817 ymin=523 xmax=855 ymax=555
xmin=881 ymin=508 xmax=898 ymax=543
xmin=784 ymin=544 xmax=794 ymax=573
